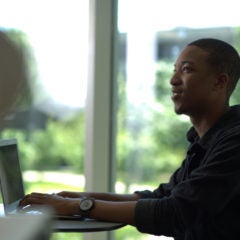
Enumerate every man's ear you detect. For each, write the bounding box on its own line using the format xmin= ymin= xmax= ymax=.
xmin=214 ymin=73 xmax=229 ymax=90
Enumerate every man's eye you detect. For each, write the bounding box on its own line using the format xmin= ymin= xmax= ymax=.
xmin=182 ymin=66 xmax=192 ymax=72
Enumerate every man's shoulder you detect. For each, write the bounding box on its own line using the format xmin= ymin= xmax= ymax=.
xmin=211 ymin=105 xmax=240 ymax=138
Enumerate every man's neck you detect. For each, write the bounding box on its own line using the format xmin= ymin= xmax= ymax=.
xmin=190 ymin=105 xmax=230 ymax=138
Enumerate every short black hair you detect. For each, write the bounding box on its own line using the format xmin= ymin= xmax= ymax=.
xmin=188 ymin=38 xmax=240 ymax=97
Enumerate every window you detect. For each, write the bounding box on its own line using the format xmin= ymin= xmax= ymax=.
xmin=0 ymin=1 xmax=88 ymax=239
xmin=115 ymin=1 xmax=240 ymax=240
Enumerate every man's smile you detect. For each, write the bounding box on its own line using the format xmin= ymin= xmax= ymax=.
xmin=171 ymin=87 xmax=183 ymax=100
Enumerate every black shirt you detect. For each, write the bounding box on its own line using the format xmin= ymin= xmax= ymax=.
xmin=135 ymin=105 xmax=240 ymax=240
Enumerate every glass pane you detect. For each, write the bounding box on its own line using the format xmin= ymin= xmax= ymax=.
xmin=0 ymin=1 xmax=88 ymax=239
xmin=115 ymin=0 xmax=240 ymax=240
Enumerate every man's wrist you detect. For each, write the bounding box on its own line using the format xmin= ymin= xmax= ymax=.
xmin=79 ymin=197 xmax=95 ymax=218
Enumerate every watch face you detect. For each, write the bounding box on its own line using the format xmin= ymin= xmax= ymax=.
xmin=80 ymin=199 xmax=94 ymax=211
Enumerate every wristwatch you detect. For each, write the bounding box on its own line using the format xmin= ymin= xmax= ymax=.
xmin=79 ymin=197 xmax=95 ymax=218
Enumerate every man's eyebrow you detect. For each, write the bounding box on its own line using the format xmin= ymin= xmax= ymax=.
xmin=174 ymin=60 xmax=194 ymax=67
xmin=180 ymin=60 xmax=194 ymax=65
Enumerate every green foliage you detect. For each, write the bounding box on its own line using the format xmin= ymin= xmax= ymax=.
xmin=233 ymin=27 xmax=240 ymax=53
xmin=230 ymin=81 xmax=240 ymax=106
xmin=1 ymin=112 xmax=85 ymax=173
xmin=154 ymin=60 xmax=174 ymax=104
xmin=51 ymin=233 xmax=82 ymax=240
xmin=115 ymin=225 xmax=148 ymax=240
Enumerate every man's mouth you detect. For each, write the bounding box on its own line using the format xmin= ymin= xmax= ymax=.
xmin=171 ymin=88 xmax=183 ymax=99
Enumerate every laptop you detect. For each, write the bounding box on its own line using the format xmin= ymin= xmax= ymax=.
xmin=0 ymin=138 xmax=83 ymax=220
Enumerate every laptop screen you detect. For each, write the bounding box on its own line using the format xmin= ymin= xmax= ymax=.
xmin=0 ymin=138 xmax=25 ymax=208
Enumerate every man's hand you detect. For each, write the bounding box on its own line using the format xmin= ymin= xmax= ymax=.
xmin=19 ymin=192 xmax=81 ymax=216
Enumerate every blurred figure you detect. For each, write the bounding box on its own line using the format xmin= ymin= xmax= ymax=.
xmin=0 ymin=30 xmax=27 ymax=120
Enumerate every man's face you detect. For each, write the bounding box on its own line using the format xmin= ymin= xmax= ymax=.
xmin=170 ymin=45 xmax=217 ymax=117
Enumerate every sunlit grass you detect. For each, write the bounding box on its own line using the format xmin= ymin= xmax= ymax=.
xmin=23 ymin=170 xmax=84 ymax=193
xmin=51 ymin=232 xmax=83 ymax=240
xmin=25 ymin=181 xmax=82 ymax=194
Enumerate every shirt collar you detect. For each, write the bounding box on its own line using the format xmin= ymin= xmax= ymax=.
xmin=186 ymin=105 xmax=240 ymax=147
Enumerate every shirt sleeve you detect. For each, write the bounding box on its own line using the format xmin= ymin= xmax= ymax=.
xmin=134 ymin=130 xmax=240 ymax=237
xmin=135 ymin=197 xmax=185 ymax=237
xmin=133 ymin=161 xmax=187 ymax=236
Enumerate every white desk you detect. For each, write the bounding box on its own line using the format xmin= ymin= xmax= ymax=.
xmin=0 ymin=204 xmax=125 ymax=233
xmin=53 ymin=218 xmax=125 ymax=232
xmin=0 ymin=214 xmax=52 ymax=240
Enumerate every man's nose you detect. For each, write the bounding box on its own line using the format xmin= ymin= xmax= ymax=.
xmin=170 ymin=71 xmax=181 ymax=85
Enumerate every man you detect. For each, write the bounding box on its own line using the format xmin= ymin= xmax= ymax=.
xmin=20 ymin=38 xmax=240 ymax=239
